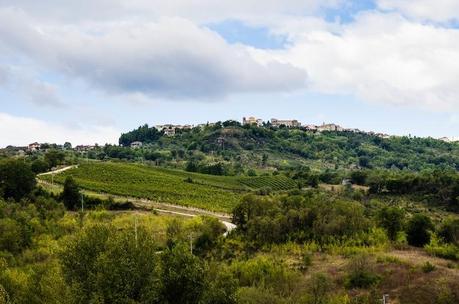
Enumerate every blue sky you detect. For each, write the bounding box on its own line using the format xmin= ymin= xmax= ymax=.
xmin=0 ymin=0 xmax=458 ymax=146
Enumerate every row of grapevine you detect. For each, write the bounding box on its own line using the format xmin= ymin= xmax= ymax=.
xmin=40 ymin=162 xmax=243 ymax=212
xmin=39 ymin=162 xmax=298 ymax=212
xmin=238 ymin=176 xmax=297 ymax=191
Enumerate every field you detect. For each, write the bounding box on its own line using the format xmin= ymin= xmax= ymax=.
xmin=40 ymin=162 xmax=296 ymax=212
xmin=239 ymin=175 xmax=297 ymax=191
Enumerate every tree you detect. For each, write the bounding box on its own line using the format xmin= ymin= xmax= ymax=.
xmin=44 ymin=150 xmax=65 ymax=168
xmin=261 ymin=154 xmax=268 ymax=167
xmin=93 ymin=228 xmax=160 ymax=303
xmin=406 ymin=214 xmax=434 ymax=247
xmin=63 ymin=142 xmax=72 ymax=150
xmin=31 ymin=159 xmax=50 ymax=174
xmin=60 ymin=225 xmax=111 ymax=301
xmin=358 ymin=156 xmax=371 ymax=168
xmin=438 ymin=218 xmax=459 ymax=245
xmin=377 ymin=207 xmax=405 ymax=241
xmin=350 ymin=170 xmax=367 ymax=185
xmin=160 ymin=244 xmax=207 ymax=304
xmin=61 ymin=177 xmax=80 ymax=210
xmin=193 ymin=216 xmax=226 ymax=256
xmin=0 ymin=218 xmax=25 ymax=253
xmin=0 ymin=159 xmax=36 ymax=201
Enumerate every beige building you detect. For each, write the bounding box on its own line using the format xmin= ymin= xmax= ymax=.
xmin=163 ymin=128 xmax=176 ymax=137
xmin=28 ymin=142 xmax=40 ymax=151
xmin=243 ymin=116 xmax=263 ymax=126
xmin=270 ymin=118 xmax=301 ymax=128
xmin=317 ymin=123 xmax=343 ymax=132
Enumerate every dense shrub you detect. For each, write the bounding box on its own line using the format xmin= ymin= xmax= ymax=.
xmin=406 ymin=214 xmax=434 ymax=247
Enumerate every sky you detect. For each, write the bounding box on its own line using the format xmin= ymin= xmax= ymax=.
xmin=0 ymin=0 xmax=459 ymax=147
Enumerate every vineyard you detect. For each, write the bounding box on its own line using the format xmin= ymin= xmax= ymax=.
xmin=40 ymin=162 xmax=297 ymax=212
xmin=238 ymin=175 xmax=297 ymax=191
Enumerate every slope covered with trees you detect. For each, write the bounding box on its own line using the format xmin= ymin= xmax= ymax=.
xmin=115 ymin=122 xmax=459 ymax=174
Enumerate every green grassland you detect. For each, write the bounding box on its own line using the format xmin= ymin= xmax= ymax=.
xmin=40 ymin=162 xmax=297 ymax=212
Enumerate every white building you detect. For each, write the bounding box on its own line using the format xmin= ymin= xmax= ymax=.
xmin=130 ymin=141 xmax=143 ymax=148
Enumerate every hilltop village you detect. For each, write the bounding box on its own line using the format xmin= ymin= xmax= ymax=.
xmin=2 ymin=116 xmax=457 ymax=154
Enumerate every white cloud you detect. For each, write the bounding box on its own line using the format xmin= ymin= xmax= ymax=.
xmin=0 ymin=64 xmax=63 ymax=107
xmin=0 ymin=0 xmax=342 ymax=23
xmin=259 ymin=12 xmax=459 ymax=111
xmin=0 ymin=10 xmax=307 ymax=99
xmin=378 ymin=0 xmax=459 ymax=22
xmin=1 ymin=1 xmax=459 ymax=115
xmin=0 ymin=112 xmax=119 ymax=147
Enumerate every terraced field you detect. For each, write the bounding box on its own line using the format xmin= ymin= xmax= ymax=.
xmin=40 ymin=162 xmax=297 ymax=212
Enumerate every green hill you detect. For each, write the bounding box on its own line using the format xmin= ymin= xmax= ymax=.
xmin=40 ymin=162 xmax=297 ymax=212
xmin=113 ymin=122 xmax=459 ymax=174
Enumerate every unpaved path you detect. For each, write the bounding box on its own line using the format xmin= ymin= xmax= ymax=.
xmin=37 ymin=166 xmax=236 ymax=234
xmin=37 ymin=165 xmax=78 ymax=176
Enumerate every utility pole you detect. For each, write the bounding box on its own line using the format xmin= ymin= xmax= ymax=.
xmin=135 ymin=215 xmax=138 ymax=248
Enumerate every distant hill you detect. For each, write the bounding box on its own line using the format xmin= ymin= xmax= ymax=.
xmin=116 ymin=122 xmax=459 ymax=173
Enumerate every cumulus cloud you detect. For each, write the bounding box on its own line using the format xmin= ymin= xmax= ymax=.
xmin=0 ymin=10 xmax=307 ymax=99
xmin=0 ymin=112 xmax=119 ymax=147
xmin=378 ymin=0 xmax=459 ymax=22
xmin=260 ymin=12 xmax=459 ymax=111
xmin=1 ymin=2 xmax=459 ymax=113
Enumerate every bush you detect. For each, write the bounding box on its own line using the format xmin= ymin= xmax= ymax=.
xmin=425 ymin=236 xmax=459 ymax=261
xmin=301 ymin=252 xmax=313 ymax=270
xmin=406 ymin=214 xmax=434 ymax=247
xmin=421 ymin=261 xmax=436 ymax=273
xmin=307 ymin=273 xmax=332 ymax=304
xmin=344 ymin=255 xmax=381 ymax=289
xmin=438 ymin=218 xmax=459 ymax=245
xmin=247 ymin=169 xmax=257 ymax=177
xmin=377 ymin=207 xmax=405 ymax=241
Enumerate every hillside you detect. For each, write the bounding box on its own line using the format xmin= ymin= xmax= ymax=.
xmin=40 ymin=162 xmax=297 ymax=212
xmin=115 ymin=123 xmax=459 ymax=174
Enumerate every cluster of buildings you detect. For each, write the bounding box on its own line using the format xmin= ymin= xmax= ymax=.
xmin=242 ymin=117 xmax=301 ymax=128
xmin=21 ymin=117 xmax=457 ymax=151
xmin=241 ymin=116 xmax=388 ymax=136
xmin=26 ymin=142 xmax=97 ymax=152
xmin=153 ymin=123 xmax=206 ymax=137
xmin=149 ymin=117 xmax=393 ymax=139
